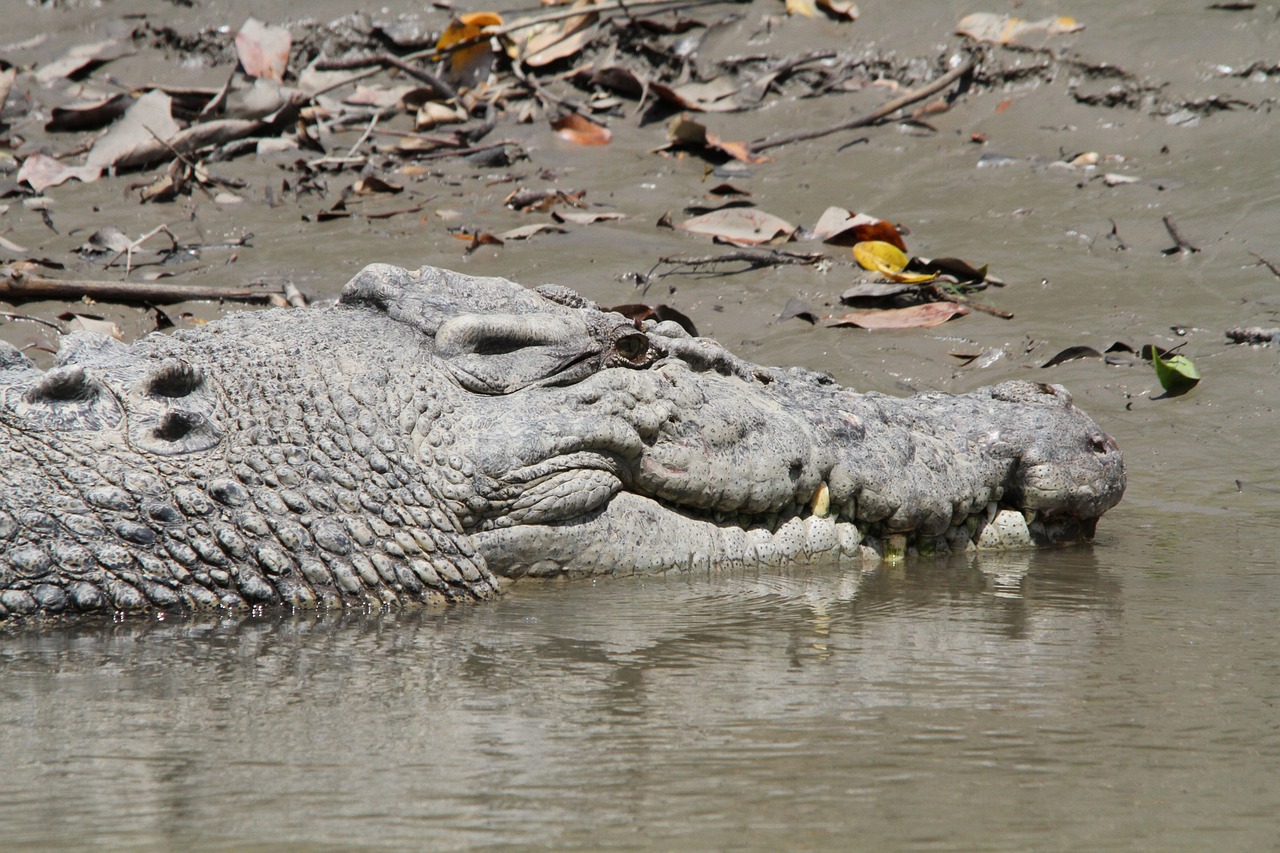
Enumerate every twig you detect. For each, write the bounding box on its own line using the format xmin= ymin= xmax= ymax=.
xmin=1 ymin=273 xmax=280 ymax=305
xmin=924 ymin=283 xmax=1013 ymax=319
xmin=105 ymin=224 xmax=179 ymax=274
xmin=753 ymin=56 xmax=977 ymax=151
xmin=654 ymin=249 xmax=823 ymax=272
xmin=1250 ymin=252 xmax=1280 ymax=279
xmin=644 ymin=249 xmax=822 ymax=293
xmin=1161 ymin=215 xmax=1200 ymax=254
xmin=315 ymin=53 xmax=458 ymax=101
xmin=142 ymin=124 xmax=220 ymax=201
xmin=0 ymin=311 xmax=64 ymax=332
xmin=411 ymin=140 xmax=523 ymax=161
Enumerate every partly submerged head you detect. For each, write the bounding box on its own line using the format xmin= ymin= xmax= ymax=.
xmin=341 ymin=265 xmax=1126 ymax=578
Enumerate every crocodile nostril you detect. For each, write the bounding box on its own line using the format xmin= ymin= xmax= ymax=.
xmin=146 ymin=359 xmax=204 ymax=398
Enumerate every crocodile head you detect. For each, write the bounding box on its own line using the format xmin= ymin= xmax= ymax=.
xmin=344 ymin=265 xmax=1126 ymax=578
xmin=0 ymin=264 xmax=1125 ymax=619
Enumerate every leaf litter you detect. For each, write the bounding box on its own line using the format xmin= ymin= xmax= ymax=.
xmin=0 ymin=0 xmax=1253 ymax=356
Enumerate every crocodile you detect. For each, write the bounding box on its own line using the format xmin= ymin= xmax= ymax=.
xmin=0 ymin=263 xmax=1125 ymax=618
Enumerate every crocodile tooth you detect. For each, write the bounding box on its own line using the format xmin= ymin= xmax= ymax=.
xmin=810 ymin=482 xmax=831 ymax=518
xmin=805 ymin=515 xmax=839 ymax=554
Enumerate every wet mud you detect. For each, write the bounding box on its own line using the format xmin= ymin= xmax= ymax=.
xmin=2 ymin=0 xmax=1280 ymax=849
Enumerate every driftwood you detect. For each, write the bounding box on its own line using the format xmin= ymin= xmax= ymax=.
xmin=1 ymin=274 xmax=282 ymax=305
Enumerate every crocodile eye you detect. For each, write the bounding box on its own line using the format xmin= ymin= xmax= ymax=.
xmin=615 ymin=333 xmax=649 ymax=363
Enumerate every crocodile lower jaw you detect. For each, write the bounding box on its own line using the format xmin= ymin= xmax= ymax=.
xmin=471 ymin=491 xmax=1096 ymax=579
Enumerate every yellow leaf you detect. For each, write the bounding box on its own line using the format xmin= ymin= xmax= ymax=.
xmin=436 ymin=12 xmax=504 ymax=86
xmin=786 ymin=0 xmax=819 ymax=17
xmin=854 ymin=240 xmax=937 ymax=283
xmin=853 ymin=240 xmax=909 ymax=273
xmin=882 ymin=268 xmax=939 ymax=284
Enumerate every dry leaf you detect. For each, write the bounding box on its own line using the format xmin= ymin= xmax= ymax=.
xmin=786 ymin=0 xmax=820 ymax=17
xmin=84 ymin=89 xmax=181 ymax=172
xmin=352 ymin=176 xmax=404 ymax=195
xmin=957 ymin=13 xmax=1084 ymax=44
xmin=552 ymin=211 xmax=626 ymax=224
xmin=818 ymin=0 xmax=859 ymax=19
xmin=519 ymin=7 xmax=599 ymax=68
xmin=853 ymin=240 xmax=938 ymax=283
xmin=437 ymin=12 xmax=503 ymax=88
xmin=17 ymin=153 xmax=101 ymax=192
xmin=65 ymin=314 xmax=123 ymax=340
xmin=661 ymin=115 xmax=767 ymax=163
xmin=0 ymin=68 xmax=14 ymax=112
xmin=45 ymin=93 xmax=130 ymax=132
xmin=235 ymin=18 xmax=292 ymax=82
xmin=812 ymin=208 xmax=907 ymax=251
xmin=35 ymin=39 xmax=134 ymax=85
xmin=825 ymin=302 xmax=968 ymax=329
xmin=416 ymin=101 xmax=468 ymax=129
xmin=498 ymin=223 xmax=567 ymax=240
xmin=651 ymin=78 xmax=740 ymax=112
xmin=676 ymin=208 xmax=797 ymax=246
xmin=552 ymin=113 xmax=612 ymax=146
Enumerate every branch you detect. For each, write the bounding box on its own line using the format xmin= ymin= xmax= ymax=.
xmin=753 ymin=56 xmax=977 ymax=152
xmin=1 ymin=274 xmax=281 ymax=305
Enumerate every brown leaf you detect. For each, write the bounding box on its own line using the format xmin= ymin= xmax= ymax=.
xmin=840 ymin=281 xmax=919 ymax=302
xmin=811 ymin=207 xmax=907 ymax=251
xmin=551 ymin=113 xmax=612 ymax=146
xmin=659 ymin=115 xmax=767 ymax=163
xmin=1041 ymin=346 xmax=1103 ymax=368
xmin=352 ymin=176 xmax=404 ymax=195
xmin=956 ymin=13 xmax=1084 ymax=44
xmin=235 ymin=18 xmax=292 ymax=82
xmin=588 ymin=66 xmax=646 ymax=98
xmin=0 ymin=68 xmax=14 ymax=114
xmin=676 ymin=208 xmax=797 ymax=246
xmin=45 ymin=93 xmax=130 ymax=132
xmin=651 ymin=78 xmax=740 ymax=112
xmin=825 ymin=302 xmax=968 ymax=329
xmin=437 ymin=12 xmax=503 ymax=89
xmin=552 ymin=210 xmax=626 ymax=224
xmin=34 ymin=39 xmax=134 ymax=85
xmin=504 ymin=188 xmax=586 ymax=212
xmin=609 ymin=303 xmax=698 ymax=336
xmin=498 ymin=223 xmax=567 ymax=240
xmin=16 ymin=153 xmax=101 ymax=192
xmin=519 ymin=10 xmax=599 ymax=68
xmin=85 ymin=89 xmax=181 ymax=172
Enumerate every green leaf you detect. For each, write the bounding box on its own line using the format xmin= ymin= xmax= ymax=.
xmin=1153 ymin=350 xmax=1200 ymax=396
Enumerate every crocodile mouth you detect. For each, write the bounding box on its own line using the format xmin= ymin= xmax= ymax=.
xmin=471 ymin=480 xmax=1099 ymax=580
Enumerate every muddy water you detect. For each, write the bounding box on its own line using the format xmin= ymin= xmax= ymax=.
xmin=4 ymin=0 xmax=1280 ymax=849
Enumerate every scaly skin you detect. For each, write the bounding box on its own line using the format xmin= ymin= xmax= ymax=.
xmin=0 ymin=264 xmax=1125 ymax=618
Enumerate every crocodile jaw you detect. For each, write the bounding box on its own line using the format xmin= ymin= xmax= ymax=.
xmin=471 ymin=491 xmax=1093 ymax=579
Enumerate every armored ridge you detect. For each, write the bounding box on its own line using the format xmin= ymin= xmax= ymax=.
xmin=0 ymin=264 xmax=1125 ymax=619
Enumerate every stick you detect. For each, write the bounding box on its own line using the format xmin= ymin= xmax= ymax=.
xmin=1 ymin=274 xmax=280 ymax=304
xmin=753 ymin=56 xmax=977 ymax=151
xmin=1250 ymin=252 xmax=1280 ymax=278
xmin=1161 ymin=215 xmax=1200 ymax=254
xmin=315 ymin=53 xmax=458 ymax=101
xmin=924 ymin=283 xmax=1012 ymax=319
